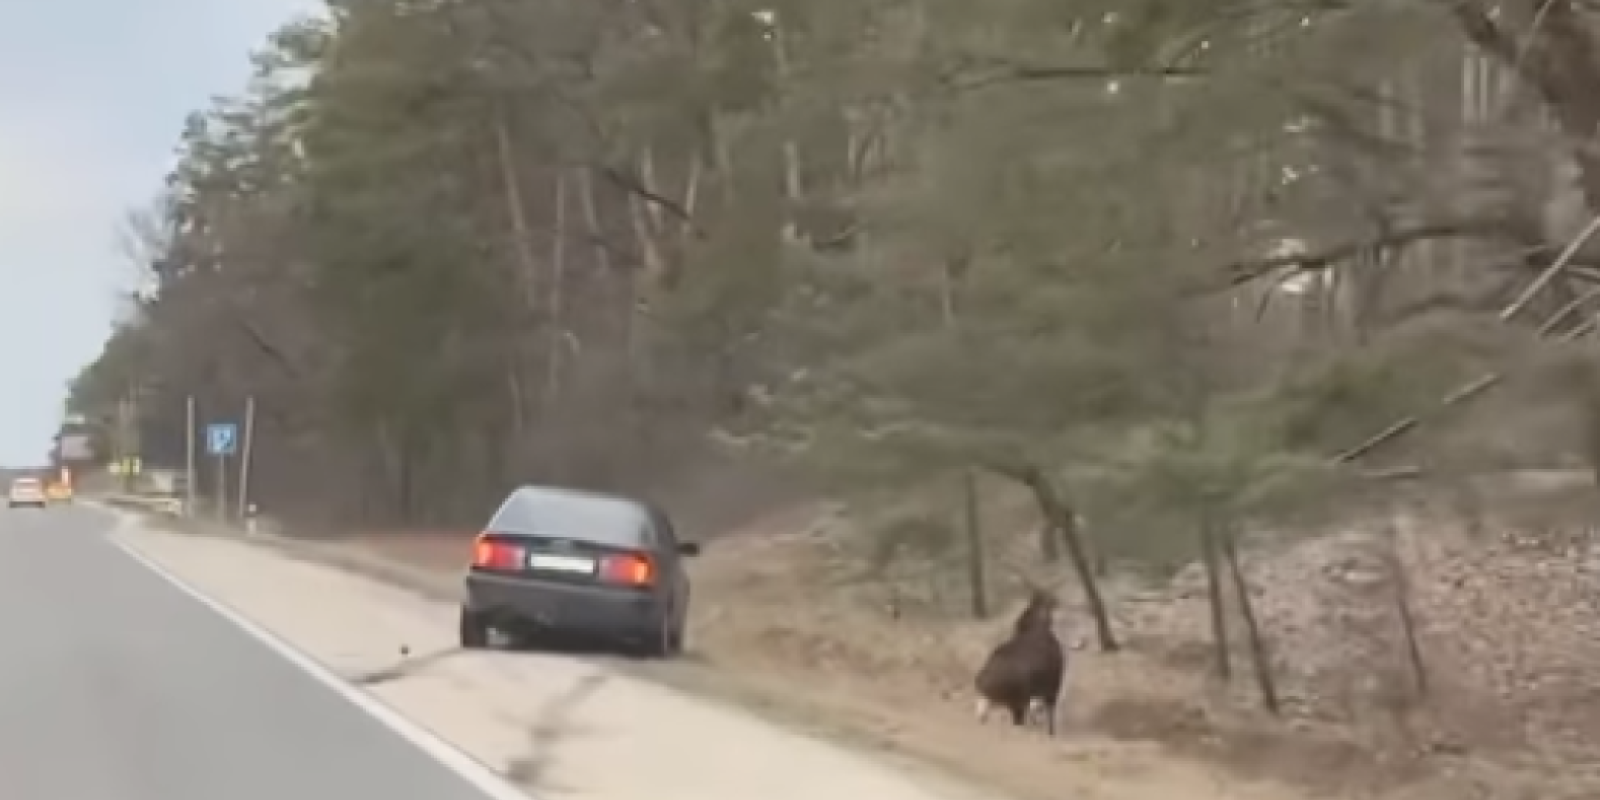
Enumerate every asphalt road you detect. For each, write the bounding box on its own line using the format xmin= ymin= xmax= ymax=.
xmin=0 ymin=505 xmax=515 ymax=800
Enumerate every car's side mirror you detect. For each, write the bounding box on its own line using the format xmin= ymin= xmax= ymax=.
xmin=677 ymin=542 xmax=701 ymax=556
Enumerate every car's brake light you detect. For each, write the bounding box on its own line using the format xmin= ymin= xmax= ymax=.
xmin=599 ymin=552 xmax=654 ymax=586
xmin=472 ymin=535 xmax=523 ymax=570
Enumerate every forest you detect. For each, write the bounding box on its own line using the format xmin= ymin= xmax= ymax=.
xmin=64 ymin=2 xmax=1600 ymax=794
xmin=72 ymin=0 xmax=1600 ymax=517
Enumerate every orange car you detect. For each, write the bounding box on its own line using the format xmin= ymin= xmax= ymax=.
xmin=45 ymin=482 xmax=72 ymax=503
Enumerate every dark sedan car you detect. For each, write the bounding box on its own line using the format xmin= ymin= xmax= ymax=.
xmin=459 ymin=485 xmax=699 ymax=657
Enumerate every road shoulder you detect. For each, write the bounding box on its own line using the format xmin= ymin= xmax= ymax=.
xmin=110 ymin=515 xmax=1009 ymax=800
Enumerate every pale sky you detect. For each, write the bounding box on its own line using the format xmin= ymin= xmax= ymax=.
xmin=0 ymin=0 xmax=315 ymax=464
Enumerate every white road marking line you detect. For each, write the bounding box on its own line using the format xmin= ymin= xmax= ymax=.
xmin=107 ymin=523 xmax=532 ymax=800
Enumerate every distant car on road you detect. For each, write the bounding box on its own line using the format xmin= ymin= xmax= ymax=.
xmin=459 ymin=485 xmax=700 ymax=657
xmin=45 ymin=481 xmax=72 ymax=504
xmin=8 ymin=477 xmax=46 ymax=509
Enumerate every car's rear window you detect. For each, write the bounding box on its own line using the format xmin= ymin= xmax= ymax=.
xmin=487 ymin=487 xmax=649 ymax=547
xmin=13 ymin=479 xmax=38 ymax=487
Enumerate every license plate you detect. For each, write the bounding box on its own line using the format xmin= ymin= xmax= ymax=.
xmin=527 ymin=553 xmax=595 ymax=573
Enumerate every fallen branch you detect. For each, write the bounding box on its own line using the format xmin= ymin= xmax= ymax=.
xmin=947 ymin=62 xmax=1203 ymax=92
xmin=1381 ymin=520 xmax=1429 ymax=698
xmin=1334 ymin=373 xmax=1503 ymax=463
xmin=1335 ymin=305 xmax=1600 ymax=463
xmin=590 ymin=163 xmax=704 ymax=236
xmin=1500 ymin=212 xmax=1600 ymax=322
xmin=1221 ymin=218 xmax=1526 ymax=288
xmin=1334 ymin=210 xmax=1600 ymax=463
xmin=938 ymin=52 xmax=1204 ymax=93
xmin=1356 ymin=465 xmax=1425 ymax=481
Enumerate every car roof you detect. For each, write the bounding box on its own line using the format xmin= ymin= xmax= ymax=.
xmin=486 ymin=485 xmax=655 ymax=546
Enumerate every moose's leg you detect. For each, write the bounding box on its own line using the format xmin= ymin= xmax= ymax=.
xmin=1008 ymin=700 xmax=1027 ymax=726
xmin=1021 ymin=698 xmax=1051 ymax=734
xmin=1038 ymin=674 xmax=1066 ymax=735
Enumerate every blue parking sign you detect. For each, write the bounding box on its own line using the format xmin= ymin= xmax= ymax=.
xmin=206 ymin=423 xmax=237 ymax=456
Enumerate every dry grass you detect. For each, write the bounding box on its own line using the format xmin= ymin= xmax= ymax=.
xmin=266 ymin=471 xmax=1600 ymax=800
xmin=333 ymin=520 xmax=1314 ymax=800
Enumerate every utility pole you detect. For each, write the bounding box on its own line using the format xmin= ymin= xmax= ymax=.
xmin=215 ymin=444 xmax=227 ymax=520
xmin=184 ymin=396 xmax=196 ymax=516
xmin=116 ymin=391 xmax=134 ymax=493
xmin=237 ymin=396 xmax=256 ymax=521
xmin=126 ymin=383 xmax=142 ymax=473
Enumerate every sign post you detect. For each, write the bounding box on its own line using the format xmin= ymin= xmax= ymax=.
xmin=237 ymin=397 xmax=256 ymax=522
xmin=205 ymin=422 xmax=237 ymax=519
xmin=184 ymin=397 xmax=196 ymax=516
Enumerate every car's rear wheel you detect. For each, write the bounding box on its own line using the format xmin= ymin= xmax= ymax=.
xmin=506 ymin=625 xmax=545 ymax=652
xmin=669 ymin=620 xmax=685 ymax=654
xmin=459 ymin=606 xmax=491 ymax=649
xmin=632 ymin=613 xmax=678 ymax=658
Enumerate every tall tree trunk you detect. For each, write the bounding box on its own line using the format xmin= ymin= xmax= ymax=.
xmin=637 ymin=146 xmax=665 ymax=231
xmin=1455 ymin=2 xmax=1600 ymax=213
xmin=493 ymin=108 xmax=539 ymax=430
xmin=1009 ymin=465 xmax=1118 ymax=651
xmin=937 ymin=254 xmax=989 ymax=620
xmin=680 ymin=157 xmax=702 ymax=241
xmin=1221 ymin=525 xmax=1277 ymax=712
xmin=506 ymin=366 xmax=526 ymax=436
xmin=1381 ymin=520 xmax=1429 ymax=697
xmin=1200 ymin=514 xmax=1232 ymax=680
xmin=961 ymin=469 xmax=988 ymax=619
xmin=544 ymin=173 xmax=568 ymax=413
xmin=576 ymin=168 xmax=612 ymax=273
xmin=765 ymin=15 xmax=803 ymax=240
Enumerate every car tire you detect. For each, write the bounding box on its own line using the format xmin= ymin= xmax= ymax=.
xmin=459 ymin=606 xmax=491 ymax=649
xmin=506 ymin=627 xmax=544 ymax=652
xmin=632 ymin=613 xmax=677 ymax=659
xmin=669 ymin=621 xmax=685 ymax=654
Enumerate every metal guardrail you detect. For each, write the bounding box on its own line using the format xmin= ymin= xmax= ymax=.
xmin=97 ymin=493 xmax=459 ymax=600
xmin=98 ymin=494 xmax=281 ymax=537
xmin=100 ymin=494 xmax=187 ymax=516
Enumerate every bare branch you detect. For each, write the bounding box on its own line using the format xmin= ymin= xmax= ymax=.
xmin=1500 ymin=211 xmax=1600 ymax=322
xmin=591 ymin=162 xmax=703 ymax=236
xmin=942 ymin=56 xmax=1202 ymax=93
xmin=1220 ymin=218 xmax=1528 ymax=287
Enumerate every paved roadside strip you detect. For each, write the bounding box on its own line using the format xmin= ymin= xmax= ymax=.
xmin=109 ymin=512 xmax=1007 ymax=800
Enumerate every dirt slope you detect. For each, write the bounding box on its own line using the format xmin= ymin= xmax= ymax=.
xmin=329 ymin=491 xmax=1600 ymax=800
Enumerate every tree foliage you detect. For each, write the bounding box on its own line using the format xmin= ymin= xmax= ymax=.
xmin=65 ymin=1 xmax=1600 ymax=660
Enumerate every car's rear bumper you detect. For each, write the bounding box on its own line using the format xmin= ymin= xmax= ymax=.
xmin=464 ymin=571 xmax=664 ymax=636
